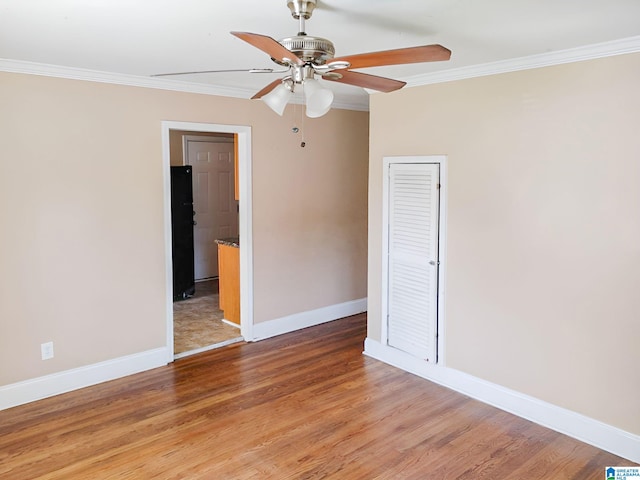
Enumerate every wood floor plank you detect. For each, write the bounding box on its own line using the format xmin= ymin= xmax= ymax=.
xmin=0 ymin=313 xmax=635 ymax=479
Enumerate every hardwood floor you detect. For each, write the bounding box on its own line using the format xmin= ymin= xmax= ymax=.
xmin=0 ymin=314 xmax=633 ymax=479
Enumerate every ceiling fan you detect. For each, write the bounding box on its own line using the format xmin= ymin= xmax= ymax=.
xmin=153 ymin=0 xmax=451 ymax=117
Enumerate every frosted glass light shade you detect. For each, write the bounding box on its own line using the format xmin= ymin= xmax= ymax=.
xmin=262 ymin=84 xmax=291 ymax=116
xmin=304 ymin=78 xmax=334 ymax=118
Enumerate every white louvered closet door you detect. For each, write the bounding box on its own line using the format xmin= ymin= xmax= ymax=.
xmin=387 ymin=163 xmax=440 ymax=361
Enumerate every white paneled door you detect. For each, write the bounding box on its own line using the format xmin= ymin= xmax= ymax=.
xmin=387 ymin=162 xmax=440 ymax=362
xmin=187 ymin=139 xmax=238 ymax=280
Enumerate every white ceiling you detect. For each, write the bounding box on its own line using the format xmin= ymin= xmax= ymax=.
xmin=1 ymin=0 xmax=639 ymax=109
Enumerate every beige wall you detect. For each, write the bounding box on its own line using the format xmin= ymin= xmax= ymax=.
xmin=368 ymin=53 xmax=640 ymax=435
xmin=0 ymin=72 xmax=368 ymax=386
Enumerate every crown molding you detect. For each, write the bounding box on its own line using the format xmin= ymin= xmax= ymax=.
xmin=0 ymin=58 xmax=369 ymax=111
xmin=329 ymin=96 xmax=369 ymax=112
xmin=0 ymin=58 xmax=258 ymax=98
xmin=6 ymin=35 xmax=635 ymax=111
xmin=405 ymin=35 xmax=640 ymax=88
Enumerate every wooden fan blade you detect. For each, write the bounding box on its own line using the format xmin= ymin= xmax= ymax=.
xmin=331 ymin=44 xmax=451 ymax=69
xmin=251 ymin=79 xmax=285 ymax=99
xmin=323 ymin=70 xmax=406 ymax=93
xmin=231 ymin=31 xmax=304 ymax=66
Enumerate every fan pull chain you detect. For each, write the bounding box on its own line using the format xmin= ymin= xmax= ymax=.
xmin=291 ymin=99 xmax=306 ymax=148
xmin=299 ymin=83 xmax=306 ymax=147
xmin=300 ymin=105 xmax=306 ymax=148
xmin=292 ymin=100 xmax=298 ymax=132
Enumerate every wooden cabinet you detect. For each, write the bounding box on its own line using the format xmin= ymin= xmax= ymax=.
xmin=218 ymin=243 xmax=240 ymax=326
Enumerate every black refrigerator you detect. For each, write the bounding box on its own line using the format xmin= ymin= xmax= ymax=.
xmin=170 ymin=166 xmax=196 ymax=300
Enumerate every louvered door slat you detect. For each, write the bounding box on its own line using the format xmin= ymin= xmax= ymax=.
xmin=387 ymin=163 xmax=439 ymax=361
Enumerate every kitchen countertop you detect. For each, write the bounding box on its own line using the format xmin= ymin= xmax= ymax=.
xmin=215 ymin=237 xmax=239 ymax=248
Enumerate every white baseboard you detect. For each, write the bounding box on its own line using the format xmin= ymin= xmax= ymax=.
xmin=0 ymin=299 xmax=368 ymax=411
xmin=221 ymin=318 xmax=241 ymax=329
xmin=252 ymin=298 xmax=367 ymax=341
xmin=364 ymin=338 xmax=640 ymax=464
xmin=0 ymin=347 xmax=169 ymax=411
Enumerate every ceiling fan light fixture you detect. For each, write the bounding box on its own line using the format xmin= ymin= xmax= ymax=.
xmin=304 ymin=78 xmax=334 ymax=118
xmin=262 ymin=82 xmax=292 ymax=116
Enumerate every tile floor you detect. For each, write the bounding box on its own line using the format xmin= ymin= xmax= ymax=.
xmin=173 ymin=279 xmax=242 ymax=357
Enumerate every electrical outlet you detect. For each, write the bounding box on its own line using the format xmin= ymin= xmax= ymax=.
xmin=41 ymin=342 xmax=54 ymax=360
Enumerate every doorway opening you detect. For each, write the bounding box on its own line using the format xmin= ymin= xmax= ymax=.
xmin=171 ymin=132 xmax=241 ymax=358
xmin=161 ymin=121 xmax=254 ymax=362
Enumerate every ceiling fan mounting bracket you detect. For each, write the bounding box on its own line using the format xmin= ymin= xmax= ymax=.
xmin=286 ymin=0 xmax=316 ymax=20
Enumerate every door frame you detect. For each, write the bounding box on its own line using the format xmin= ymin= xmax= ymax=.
xmin=162 ymin=121 xmax=253 ymax=361
xmin=381 ymin=155 xmax=447 ymax=365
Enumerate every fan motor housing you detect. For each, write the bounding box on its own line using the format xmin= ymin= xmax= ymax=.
xmin=278 ymin=35 xmax=335 ymax=64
